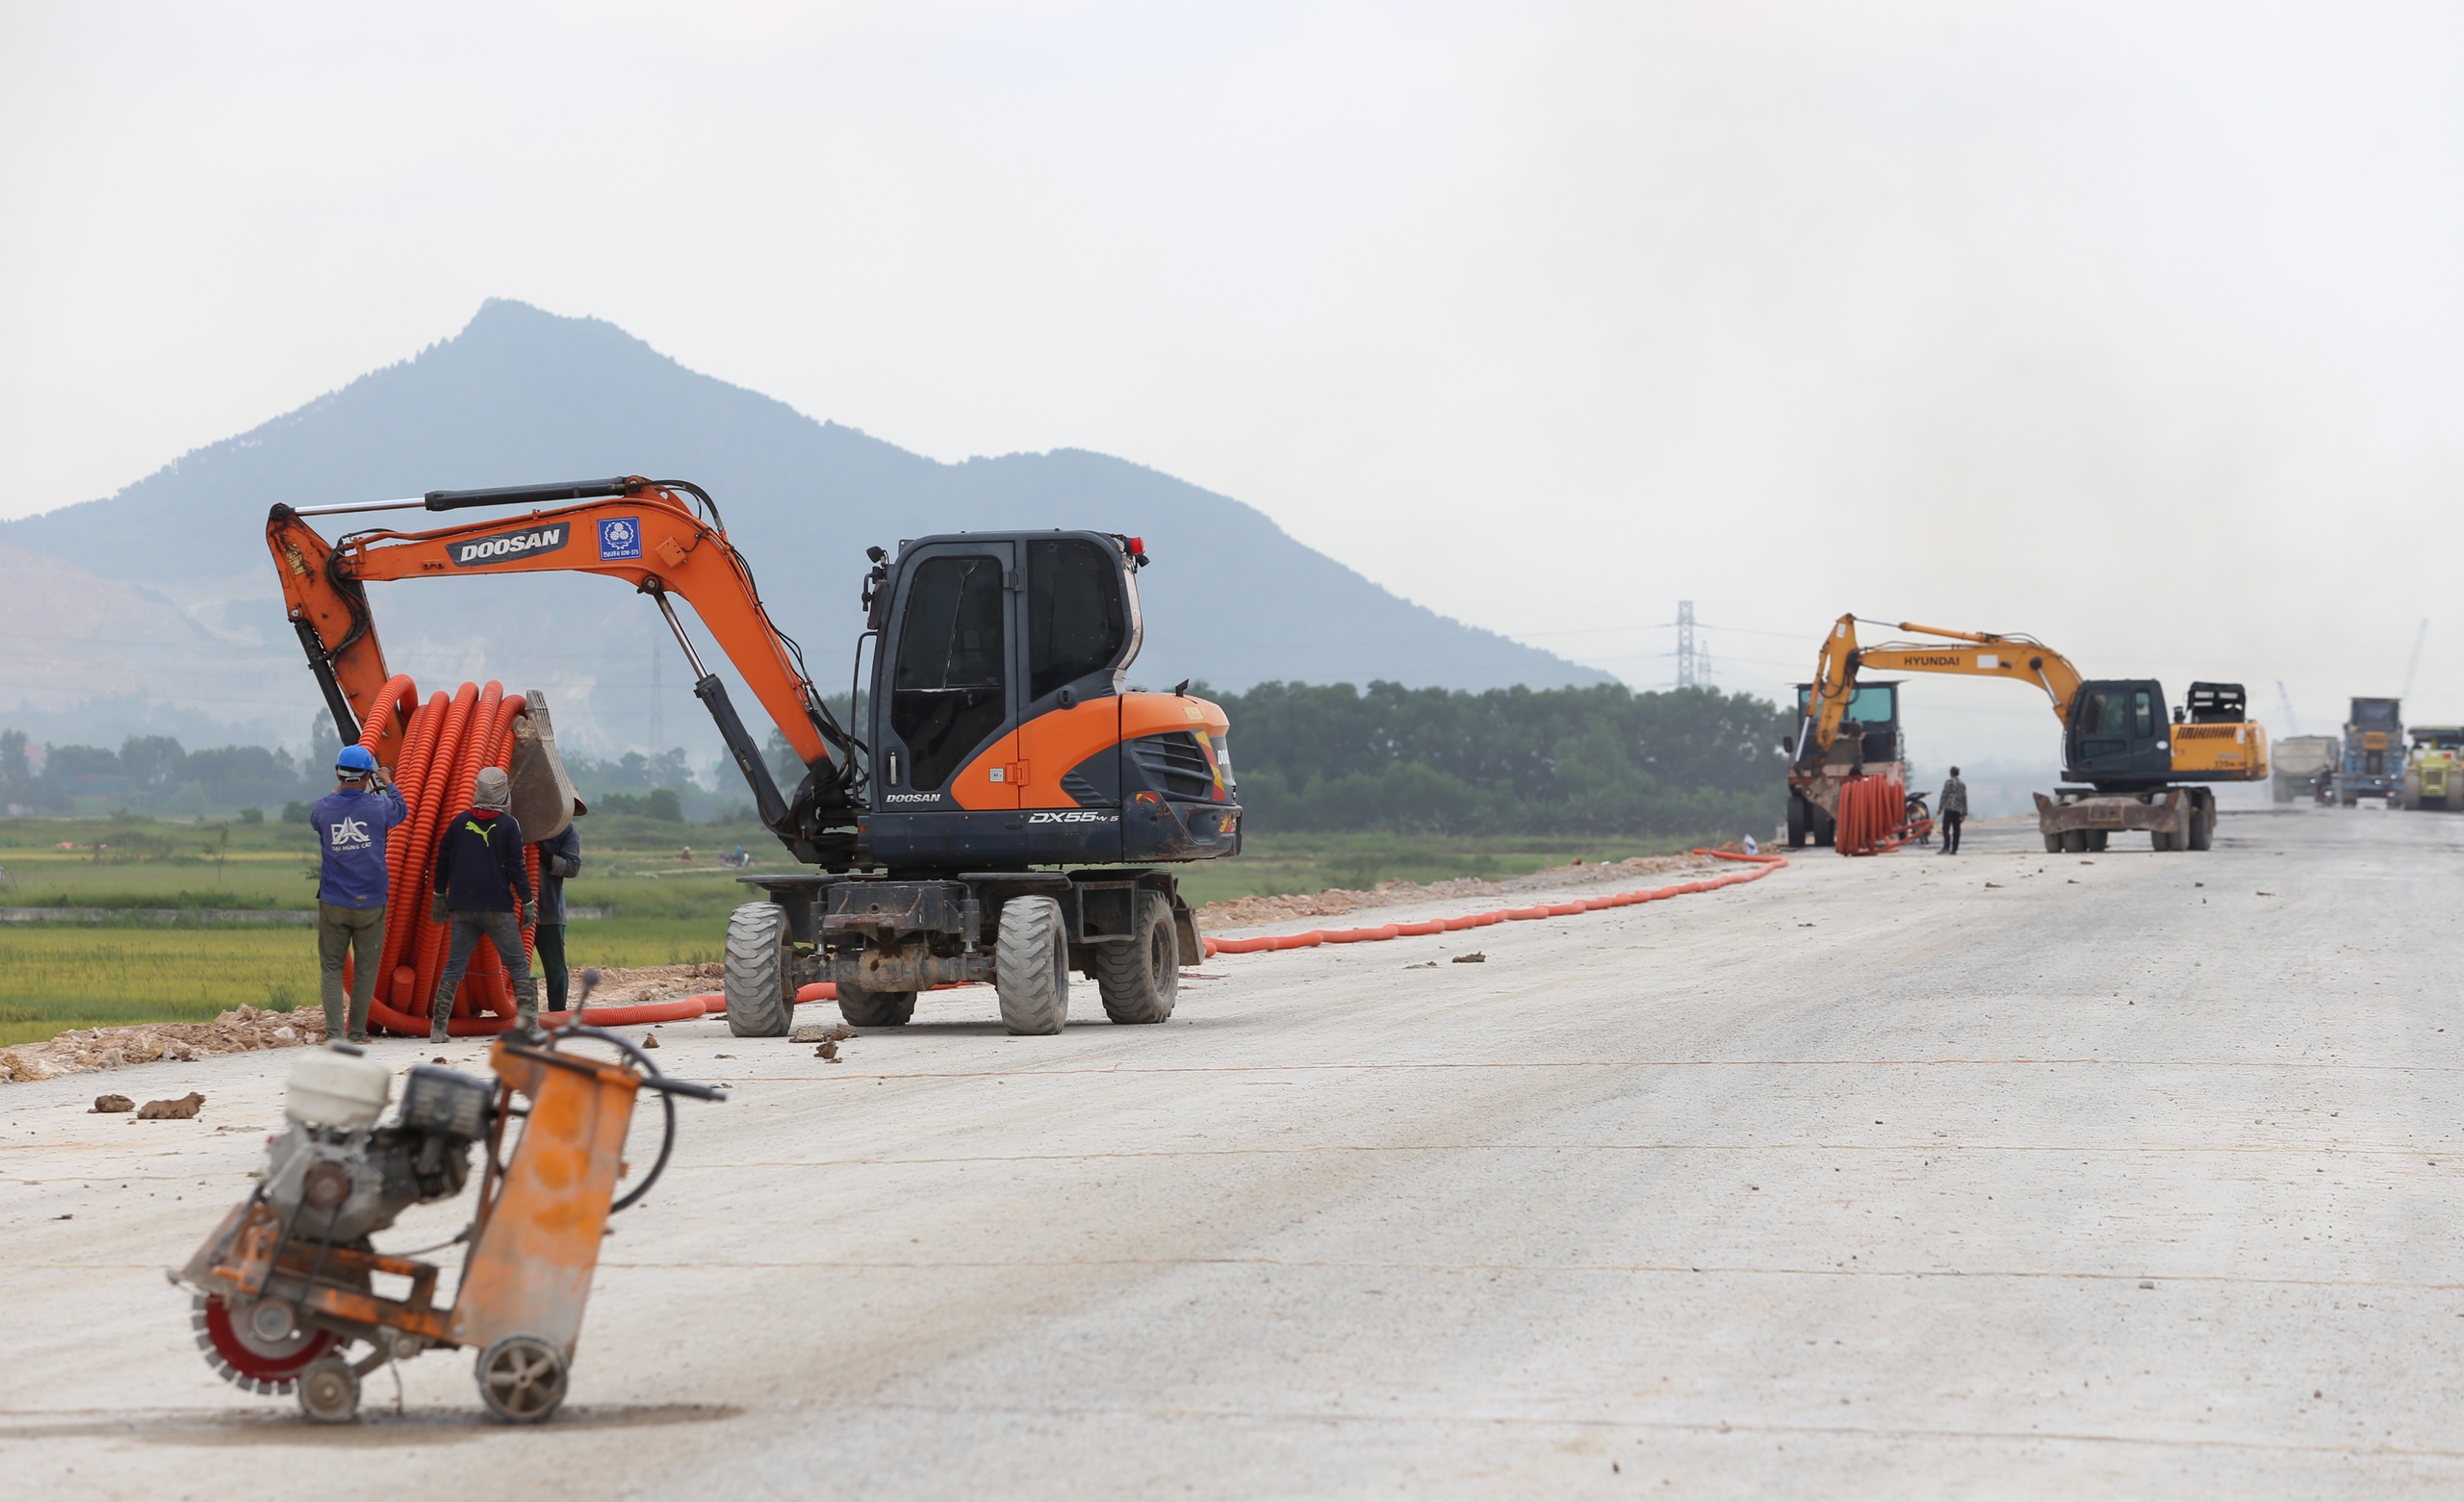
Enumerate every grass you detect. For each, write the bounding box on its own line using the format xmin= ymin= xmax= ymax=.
xmin=0 ymin=818 xmax=1721 ymax=1046
xmin=0 ymin=929 xmax=317 ymax=1046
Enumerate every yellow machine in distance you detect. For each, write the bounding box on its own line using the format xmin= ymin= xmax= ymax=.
xmin=1791 ymin=616 xmax=2269 ymax=853
xmin=2400 ymin=726 xmax=2464 ymax=811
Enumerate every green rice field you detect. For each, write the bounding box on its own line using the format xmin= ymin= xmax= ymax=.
xmin=0 ymin=816 xmax=1707 ymax=1045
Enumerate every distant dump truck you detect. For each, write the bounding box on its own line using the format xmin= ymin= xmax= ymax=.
xmin=2400 ymin=726 xmax=2464 ymax=811
xmin=2333 ymin=698 xmax=2404 ymax=805
xmin=2270 ymin=735 xmax=2338 ymax=802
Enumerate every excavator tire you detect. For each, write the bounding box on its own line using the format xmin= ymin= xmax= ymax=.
xmin=2060 ymin=829 xmax=2088 ymax=853
xmin=995 ymin=896 xmax=1069 ymax=1035
xmin=2150 ymin=827 xmax=2176 ymax=853
xmin=1786 ymin=795 xmax=1810 ymax=849
xmin=1095 ymin=890 xmax=1179 ymax=1025
xmin=723 ymin=902 xmax=794 ymax=1037
xmin=2188 ymin=796 xmax=2213 ymax=852
xmin=836 ymin=984 xmax=915 ymax=1028
xmin=2042 ymin=831 xmax=2062 ymax=853
xmin=2087 ymin=829 xmax=2110 ymax=853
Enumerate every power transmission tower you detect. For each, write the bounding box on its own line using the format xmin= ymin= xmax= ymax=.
xmin=2401 ymin=618 xmax=2429 ymax=703
xmin=2275 ymin=680 xmax=2299 ymax=737
xmin=1676 ymin=600 xmax=1698 ymax=688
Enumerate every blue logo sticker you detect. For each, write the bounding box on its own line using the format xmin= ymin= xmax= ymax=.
xmin=599 ymin=517 xmax=643 ymax=561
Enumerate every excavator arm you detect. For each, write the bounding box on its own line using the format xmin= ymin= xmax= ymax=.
xmin=1795 ymin=614 xmax=2085 ymax=774
xmin=267 ymin=477 xmax=862 ymax=858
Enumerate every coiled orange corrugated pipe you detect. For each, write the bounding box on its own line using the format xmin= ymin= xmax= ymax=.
xmin=341 ymin=675 xmax=737 ymax=1035
xmin=1834 ymin=773 xmax=1909 ymax=856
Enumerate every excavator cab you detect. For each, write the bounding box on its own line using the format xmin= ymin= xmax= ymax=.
xmin=2064 ymin=679 xmax=2172 ymax=789
xmin=863 ymin=530 xmax=1239 ymax=869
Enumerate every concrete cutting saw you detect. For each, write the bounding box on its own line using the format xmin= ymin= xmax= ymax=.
xmin=172 ymin=1029 xmax=722 ymax=1423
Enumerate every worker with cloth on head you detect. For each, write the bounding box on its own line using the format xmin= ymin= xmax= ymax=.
xmin=532 ymin=799 xmax=586 ymax=1014
xmin=428 ymin=767 xmax=539 ymax=1044
xmin=311 ymin=745 xmax=407 ymax=1045
xmin=1938 ymin=765 xmax=1969 ymax=854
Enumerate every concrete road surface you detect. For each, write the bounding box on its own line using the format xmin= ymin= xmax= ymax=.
xmin=5 ymin=807 xmax=2462 ymax=1498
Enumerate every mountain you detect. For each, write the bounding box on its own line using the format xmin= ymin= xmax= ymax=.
xmin=0 ymin=300 xmax=1609 ymax=761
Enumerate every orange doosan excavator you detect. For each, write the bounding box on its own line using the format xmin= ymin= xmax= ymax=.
xmin=267 ymin=476 xmax=1241 ymax=1037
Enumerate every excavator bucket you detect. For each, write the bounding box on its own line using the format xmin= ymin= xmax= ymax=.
xmin=510 ymin=692 xmax=578 ymax=844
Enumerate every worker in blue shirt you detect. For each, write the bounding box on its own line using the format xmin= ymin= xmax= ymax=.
xmin=311 ymin=745 xmax=408 ymax=1044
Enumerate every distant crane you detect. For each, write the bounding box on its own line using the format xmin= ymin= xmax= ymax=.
xmin=2402 ymin=618 xmax=2430 ymax=703
xmin=2275 ymin=680 xmax=2299 ymax=737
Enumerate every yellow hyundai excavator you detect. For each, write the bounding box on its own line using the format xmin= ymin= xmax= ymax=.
xmin=267 ymin=476 xmax=1241 ymax=1038
xmin=1791 ymin=616 xmax=2269 ymax=853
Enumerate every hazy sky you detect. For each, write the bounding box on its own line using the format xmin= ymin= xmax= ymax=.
xmin=8 ymin=1 xmax=2463 ymax=764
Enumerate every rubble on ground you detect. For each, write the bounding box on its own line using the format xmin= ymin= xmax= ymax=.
xmin=1192 ymin=854 xmax=1718 ymax=930
xmin=2 ymin=1003 xmax=324 ymax=1084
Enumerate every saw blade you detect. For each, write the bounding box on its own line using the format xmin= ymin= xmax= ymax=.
xmin=192 ymin=1292 xmax=336 ymax=1395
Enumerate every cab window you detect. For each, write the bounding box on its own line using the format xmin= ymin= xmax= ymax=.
xmin=1027 ymin=539 xmax=1126 ymax=701
xmin=890 ymin=555 xmax=1007 ymax=792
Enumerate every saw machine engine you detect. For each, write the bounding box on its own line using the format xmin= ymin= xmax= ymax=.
xmin=176 ymin=1031 xmax=721 ymax=1423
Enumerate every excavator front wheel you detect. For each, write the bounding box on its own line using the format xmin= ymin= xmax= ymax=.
xmin=1095 ymin=890 xmax=1178 ymax=1025
xmin=723 ymin=902 xmax=794 ymax=1037
xmin=995 ymin=896 xmax=1069 ymax=1035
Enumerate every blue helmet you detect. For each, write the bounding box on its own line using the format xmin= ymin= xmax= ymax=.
xmin=335 ymin=745 xmax=378 ymax=776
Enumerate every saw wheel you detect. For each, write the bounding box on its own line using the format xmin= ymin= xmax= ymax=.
xmin=192 ymin=1292 xmax=338 ymax=1395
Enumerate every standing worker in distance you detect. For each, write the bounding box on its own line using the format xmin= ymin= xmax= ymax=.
xmin=533 ymin=798 xmax=586 ymax=1014
xmin=429 ymin=766 xmax=540 ymax=1043
xmin=1938 ymin=765 xmax=1969 ymax=854
xmin=312 ymin=745 xmax=406 ymax=1044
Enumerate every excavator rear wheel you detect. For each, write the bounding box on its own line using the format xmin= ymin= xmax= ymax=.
xmin=995 ymin=896 xmax=1069 ymax=1035
xmin=723 ymin=902 xmax=794 ymax=1037
xmin=1095 ymin=891 xmax=1178 ymax=1025
xmin=836 ymin=983 xmax=916 ymax=1028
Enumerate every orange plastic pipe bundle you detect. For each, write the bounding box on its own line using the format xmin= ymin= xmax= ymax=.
xmin=338 ymin=675 xmax=723 ymax=1035
xmin=1833 ymin=773 xmax=1910 ymax=857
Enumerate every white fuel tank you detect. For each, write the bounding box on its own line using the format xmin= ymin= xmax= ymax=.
xmin=285 ymin=1043 xmax=391 ymax=1130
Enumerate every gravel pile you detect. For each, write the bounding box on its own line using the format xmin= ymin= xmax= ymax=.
xmin=0 ymin=1003 xmax=328 ymax=1083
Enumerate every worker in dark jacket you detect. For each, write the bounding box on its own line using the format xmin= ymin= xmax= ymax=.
xmin=533 ymin=802 xmax=585 ymax=1012
xmin=429 ymin=766 xmax=539 ymax=1042
xmin=1938 ymin=766 xmax=1969 ymax=854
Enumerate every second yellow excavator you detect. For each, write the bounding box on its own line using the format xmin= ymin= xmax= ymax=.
xmin=1791 ymin=616 xmax=2269 ymax=853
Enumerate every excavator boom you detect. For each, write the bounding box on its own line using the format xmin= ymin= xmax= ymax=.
xmin=267 ymin=477 xmax=860 ymax=853
xmin=1797 ymin=616 xmax=2083 ymax=775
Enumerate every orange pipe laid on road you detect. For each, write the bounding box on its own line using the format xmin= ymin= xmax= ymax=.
xmin=1199 ymin=850 xmax=1787 ymax=958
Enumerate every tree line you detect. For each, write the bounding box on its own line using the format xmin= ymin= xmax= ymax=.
xmin=0 ymin=720 xmax=731 ymax=824
xmin=1204 ymin=680 xmax=1790 ymax=839
xmin=5 ymin=679 xmax=1792 ymax=840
